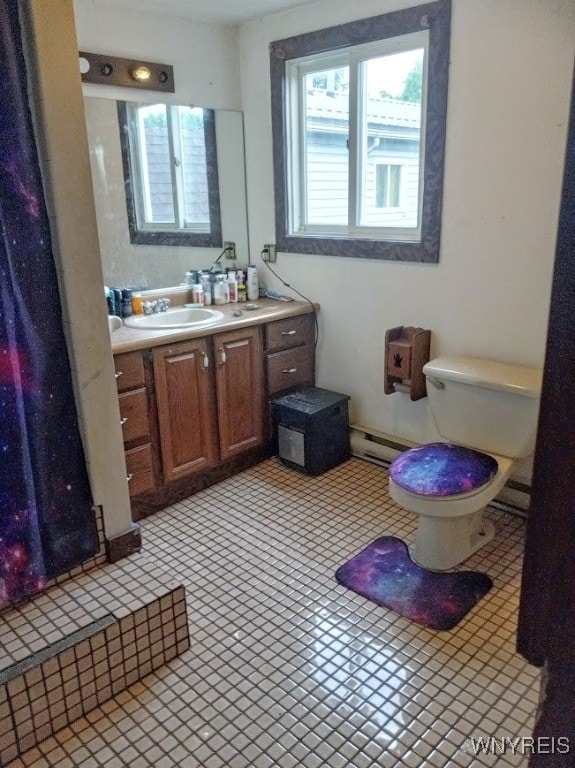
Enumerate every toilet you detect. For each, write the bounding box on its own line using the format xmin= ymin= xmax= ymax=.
xmin=388 ymin=356 xmax=542 ymax=570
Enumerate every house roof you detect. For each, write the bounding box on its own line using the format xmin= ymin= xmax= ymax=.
xmin=306 ymin=89 xmax=421 ymax=133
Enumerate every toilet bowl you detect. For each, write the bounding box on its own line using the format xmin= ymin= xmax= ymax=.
xmin=389 ymin=445 xmax=513 ymax=570
xmin=387 ymin=356 xmax=542 ymax=571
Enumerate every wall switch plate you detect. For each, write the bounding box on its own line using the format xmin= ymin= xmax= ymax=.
xmin=263 ymin=243 xmax=277 ymax=263
xmin=224 ymin=241 xmax=236 ymax=260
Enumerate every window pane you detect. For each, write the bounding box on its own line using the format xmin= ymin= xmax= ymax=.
xmin=177 ymin=107 xmax=210 ymax=229
xmin=375 ymin=164 xmax=402 ymax=208
xmin=304 ymin=67 xmax=349 ymax=226
xmin=138 ymin=104 xmax=175 ymax=224
xmin=359 ymin=49 xmax=423 ymax=228
xmin=375 ymin=164 xmax=388 ymax=208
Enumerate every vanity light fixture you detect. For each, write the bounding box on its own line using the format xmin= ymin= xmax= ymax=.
xmin=79 ymin=52 xmax=175 ymax=93
xmin=130 ymin=65 xmax=151 ymax=83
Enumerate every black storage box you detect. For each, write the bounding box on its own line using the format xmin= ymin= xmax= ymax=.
xmin=271 ymin=386 xmax=350 ymax=476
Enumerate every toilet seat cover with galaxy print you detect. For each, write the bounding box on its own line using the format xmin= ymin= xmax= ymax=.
xmin=389 ymin=442 xmax=499 ymax=497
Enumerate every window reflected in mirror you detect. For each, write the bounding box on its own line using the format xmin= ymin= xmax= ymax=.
xmin=118 ymin=102 xmax=223 ymax=247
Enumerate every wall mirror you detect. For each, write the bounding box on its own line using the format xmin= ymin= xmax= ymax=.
xmin=83 ymin=96 xmax=249 ymax=290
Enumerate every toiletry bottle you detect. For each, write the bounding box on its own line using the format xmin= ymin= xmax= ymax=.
xmin=213 ymin=274 xmax=227 ymax=305
xmin=227 ymin=271 xmax=238 ymax=303
xmin=105 ymin=287 xmax=114 ymax=315
xmin=200 ymin=274 xmax=212 ymax=305
xmin=112 ymin=288 xmax=122 ymax=317
xmin=121 ymin=289 xmax=133 ymax=318
xmin=192 ymin=284 xmax=204 ymax=306
xmin=247 ymin=265 xmax=258 ymax=301
xmin=131 ymin=293 xmax=143 ymax=315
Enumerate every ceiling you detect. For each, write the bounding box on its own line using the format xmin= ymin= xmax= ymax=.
xmin=90 ymin=0 xmax=317 ymax=24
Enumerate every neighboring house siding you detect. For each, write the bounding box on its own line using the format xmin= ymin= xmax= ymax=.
xmin=181 ymin=126 xmax=210 ymax=225
xmin=143 ymin=126 xmax=174 ymax=223
xmin=362 ymin=143 xmax=419 ymax=228
xmin=143 ymin=124 xmax=209 ymax=225
xmin=306 ymin=133 xmax=348 ymax=225
xmin=305 ymin=128 xmax=419 ymax=228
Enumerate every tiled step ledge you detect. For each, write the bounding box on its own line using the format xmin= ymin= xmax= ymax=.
xmin=0 ymin=554 xmax=190 ymax=765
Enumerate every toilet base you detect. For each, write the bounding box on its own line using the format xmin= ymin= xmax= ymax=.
xmin=413 ymin=508 xmax=495 ymax=571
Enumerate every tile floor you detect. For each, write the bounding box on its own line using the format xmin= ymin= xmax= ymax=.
xmin=11 ymin=458 xmax=539 ymax=767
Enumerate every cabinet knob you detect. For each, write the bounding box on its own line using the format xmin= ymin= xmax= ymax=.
xmin=281 ymin=330 xmax=297 ymax=336
xmin=282 ymin=368 xmax=297 ymax=374
xmin=120 ymin=417 xmax=128 ymax=426
xmin=218 ymin=346 xmax=226 ymax=365
xmin=115 ymin=371 xmax=124 ymax=379
xmin=201 ymin=348 xmax=209 ymax=372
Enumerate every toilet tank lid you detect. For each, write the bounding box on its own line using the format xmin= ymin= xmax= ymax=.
xmin=423 ymin=356 xmax=542 ymax=398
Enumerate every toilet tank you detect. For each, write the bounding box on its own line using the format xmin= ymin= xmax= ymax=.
xmin=423 ymin=356 xmax=543 ymax=459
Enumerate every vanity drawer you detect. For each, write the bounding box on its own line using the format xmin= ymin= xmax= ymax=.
xmin=118 ymin=388 xmax=150 ymax=443
xmin=114 ymin=351 xmax=145 ymax=392
xmin=267 ymin=344 xmax=315 ymax=395
xmin=266 ymin=314 xmax=315 ymax=353
xmin=125 ymin=444 xmax=155 ymax=497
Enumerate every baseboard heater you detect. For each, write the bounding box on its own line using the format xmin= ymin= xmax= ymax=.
xmin=349 ymin=424 xmax=530 ymax=516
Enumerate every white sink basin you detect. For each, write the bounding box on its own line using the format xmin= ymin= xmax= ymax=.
xmin=108 ymin=315 xmax=122 ymax=333
xmin=123 ymin=307 xmax=224 ymax=330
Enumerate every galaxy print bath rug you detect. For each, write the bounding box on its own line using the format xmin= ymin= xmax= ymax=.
xmin=335 ymin=537 xmax=492 ymax=631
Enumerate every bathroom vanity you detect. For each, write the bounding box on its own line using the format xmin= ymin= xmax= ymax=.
xmin=111 ymin=299 xmax=316 ymax=518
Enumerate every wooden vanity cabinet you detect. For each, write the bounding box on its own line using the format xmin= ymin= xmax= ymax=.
xmin=114 ymin=351 xmax=157 ymax=497
xmin=152 ymin=325 xmax=265 ymax=482
xmin=213 ymin=326 xmax=265 ymax=460
xmin=114 ymin=310 xmax=314 ymax=515
xmin=152 ymin=338 xmax=219 ymax=483
xmin=265 ymin=313 xmax=315 ymax=395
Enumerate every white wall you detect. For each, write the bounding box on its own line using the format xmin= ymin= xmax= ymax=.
xmin=74 ymin=0 xmax=241 ymax=108
xmin=239 ymin=0 xmax=575 ymax=482
xmin=74 ymin=0 xmax=247 ymax=287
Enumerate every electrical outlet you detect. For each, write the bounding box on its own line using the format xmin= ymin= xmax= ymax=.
xmin=224 ymin=241 xmax=236 ymax=260
xmin=263 ymin=243 xmax=277 ymax=263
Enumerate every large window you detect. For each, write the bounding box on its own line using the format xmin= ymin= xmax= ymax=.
xmin=270 ymin=0 xmax=450 ymax=262
xmin=118 ymin=102 xmax=222 ymax=247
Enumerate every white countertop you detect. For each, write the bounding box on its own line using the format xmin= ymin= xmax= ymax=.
xmin=110 ymin=298 xmax=317 ymax=355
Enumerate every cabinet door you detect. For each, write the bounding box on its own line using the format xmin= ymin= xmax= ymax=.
xmin=153 ymin=339 xmax=218 ymax=482
xmin=214 ymin=326 xmax=265 ymax=460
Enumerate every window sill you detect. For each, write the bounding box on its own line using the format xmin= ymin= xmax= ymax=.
xmin=276 ymin=233 xmax=439 ymax=263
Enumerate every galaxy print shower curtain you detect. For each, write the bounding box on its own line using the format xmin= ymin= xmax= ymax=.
xmin=0 ymin=1 xmax=99 ymax=609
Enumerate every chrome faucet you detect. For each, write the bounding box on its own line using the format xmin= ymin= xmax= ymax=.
xmin=157 ymin=298 xmax=171 ymax=312
xmin=143 ymin=298 xmax=171 ymax=315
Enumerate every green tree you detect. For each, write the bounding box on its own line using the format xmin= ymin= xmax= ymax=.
xmin=143 ymin=107 xmax=204 ymax=131
xmin=400 ymin=59 xmax=423 ymax=102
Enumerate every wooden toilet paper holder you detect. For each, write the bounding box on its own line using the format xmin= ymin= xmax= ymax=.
xmin=384 ymin=326 xmax=431 ymax=401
